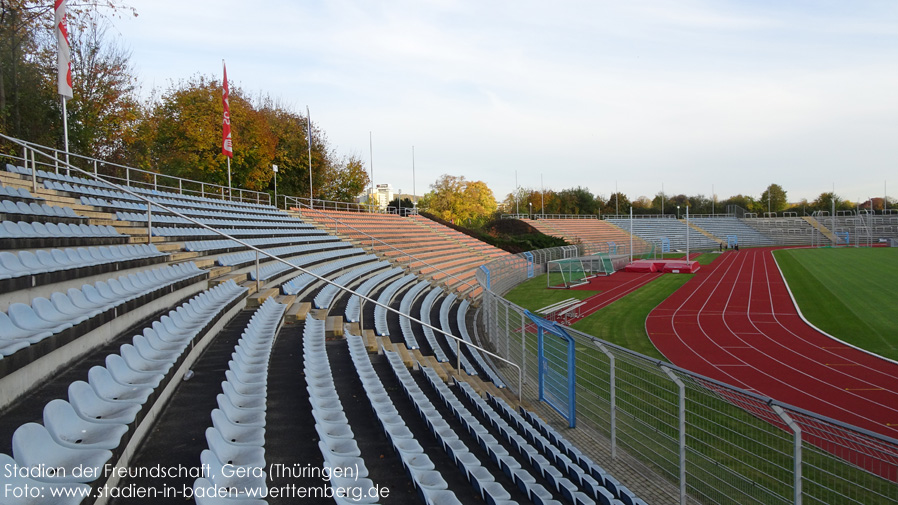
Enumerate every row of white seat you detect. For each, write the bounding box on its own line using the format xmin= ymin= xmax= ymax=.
xmin=312 ymin=261 xmax=391 ymax=310
xmin=439 ymin=294 xmax=477 ymax=376
xmin=305 ymin=318 xmax=378 ymax=505
xmin=249 ymin=248 xmax=362 ymax=283
xmin=346 ymin=330 xmax=462 ymax=505
xmin=152 ymin=226 xmax=301 ymax=238
xmin=216 ymin=241 xmax=345 ymax=267
xmin=343 ymin=267 xmax=404 ymax=323
xmin=0 ymin=280 xmax=247 ymax=504
xmin=456 ymin=299 xmax=506 ymax=388
xmin=184 ymin=234 xmax=329 ymax=253
xmin=0 ymin=244 xmax=164 ymax=279
xmin=0 ymin=183 xmax=38 ymax=200
xmin=281 ymin=255 xmax=381 ymax=297
xmin=398 ymin=280 xmax=431 ymax=350
xmin=2 ymin=199 xmax=83 ymax=219
xmin=373 ymin=273 xmax=419 ymax=336
xmin=0 ymin=261 xmax=204 ymax=357
xmin=419 ymin=287 xmax=450 ymax=362
xmin=384 ymin=350 xmax=521 ymax=504
xmin=193 ymin=298 xmax=286 ymax=505
xmin=0 ymin=220 xmax=119 ymax=239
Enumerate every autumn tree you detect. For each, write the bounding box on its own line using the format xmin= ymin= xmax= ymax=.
xmin=420 ymin=174 xmax=497 ymax=226
xmin=317 ymin=154 xmax=369 ymax=203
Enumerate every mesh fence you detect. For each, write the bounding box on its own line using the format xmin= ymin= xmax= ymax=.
xmin=476 ymin=247 xmax=898 ymax=505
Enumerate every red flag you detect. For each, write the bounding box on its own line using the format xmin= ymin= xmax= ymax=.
xmin=55 ymin=0 xmax=73 ymax=98
xmin=222 ymin=61 xmax=233 ymax=158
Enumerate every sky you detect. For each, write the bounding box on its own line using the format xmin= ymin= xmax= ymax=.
xmin=109 ymin=0 xmax=898 ymax=205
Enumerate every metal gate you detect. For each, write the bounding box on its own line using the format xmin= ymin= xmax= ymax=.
xmin=524 ymin=310 xmax=576 ymax=428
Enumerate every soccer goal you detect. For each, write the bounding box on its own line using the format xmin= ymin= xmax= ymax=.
xmin=547 ymin=258 xmax=590 ymax=289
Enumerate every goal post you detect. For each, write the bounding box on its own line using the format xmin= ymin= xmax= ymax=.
xmin=547 ymin=258 xmax=589 ymax=289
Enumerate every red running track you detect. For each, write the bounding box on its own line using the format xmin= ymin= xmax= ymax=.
xmin=646 ymin=247 xmax=898 ymax=442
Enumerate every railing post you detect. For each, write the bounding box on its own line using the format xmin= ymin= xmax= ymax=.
xmin=54 ymin=151 xmax=59 ymax=174
xmin=126 ymin=166 xmax=130 ymax=187
xmin=153 ymin=173 xmax=157 ymax=191
xmin=520 ymin=310 xmax=526 ymax=384
xmin=30 ymin=149 xmax=37 ymax=193
xmin=456 ymin=338 xmax=461 ymax=373
xmin=93 ymin=159 xmax=98 ymax=177
xmin=147 ymin=203 xmax=153 ymax=245
xmin=201 ymin=182 xmax=205 ymax=198
xmin=255 ymin=250 xmax=261 ymax=293
xmin=595 ymin=342 xmax=616 ymax=459
xmin=178 ymin=179 xmax=183 ymax=194
xmin=662 ymin=365 xmax=687 ymax=505
xmin=772 ymin=404 xmax=802 ymax=505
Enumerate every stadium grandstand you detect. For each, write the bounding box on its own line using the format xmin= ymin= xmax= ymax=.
xmin=1 ymin=135 xmax=897 ymax=505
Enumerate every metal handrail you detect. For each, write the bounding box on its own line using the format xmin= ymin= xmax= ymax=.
xmin=3 ymin=134 xmax=522 ymax=400
xmin=3 ymin=138 xmax=271 ymax=205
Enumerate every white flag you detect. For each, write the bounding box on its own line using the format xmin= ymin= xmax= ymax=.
xmin=55 ymin=0 xmax=73 ymax=98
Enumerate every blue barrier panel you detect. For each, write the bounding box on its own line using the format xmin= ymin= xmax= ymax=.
xmin=524 ymin=310 xmax=576 ymax=428
xmin=523 ymin=251 xmax=534 ymax=278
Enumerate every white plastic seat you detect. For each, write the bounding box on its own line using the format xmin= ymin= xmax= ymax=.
xmin=105 ymin=353 xmax=164 ymax=388
xmin=43 ymin=399 xmax=128 ymax=450
xmin=0 ymin=310 xmax=49 ymax=344
xmin=8 ymin=302 xmax=70 ymax=334
xmin=318 ymin=437 xmax=361 ymax=459
xmin=68 ymin=381 xmax=141 ymax=424
xmin=315 ymin=421 xmax=355 ymax=441
xmin=12 ymin=423 xmax=112 ymax=482
xmin=205 ymin=427 xmax=265 ymax=468
xmin=221 ymin=383 xmax=266 ymax=410
xmin=33 ymin=296 xmax=89 ymax=326
xmin=88 ymin=366 xmax=153 ymax=404
xmin=138 ymin=329 xmax=186 ymax=353
xmin=210 ymin=409 xmax=265 ymax=446
xmin=132 ymin=335 xmax=181 ymax=362
xmin=217 ymin=393 xmax=265 ymax=427
xmin=120 ymin=343 xmax=172 ymax=374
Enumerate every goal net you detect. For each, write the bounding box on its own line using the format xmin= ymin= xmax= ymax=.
xmin=547 ymin=258 xmax=589 ymax=289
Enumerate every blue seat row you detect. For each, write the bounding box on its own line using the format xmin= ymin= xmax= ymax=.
xmin=444 ymin=379 xmax=601 ymax=505
xmin=343 ymin=267 xmax=405 ymax=323
xmin=2 ymin=199 xmax=82 ymax=219
xmin=397 ymin=280 xmax=431 ymax=350
xmin=418 ymin=366 xmax=560 ymax=504
xmin=384 ymin=350 xmax=520 ymax=505
xmin=0 ymin=280 xmax=247 ymax=502
xmin=345 ymin=330 xmax=461 ymax=505
xmin=305 ymin=318 xmax=379 ymax=505
xmin=194 ymin=298 xmax=285 ymax=504
xmin=0 ymin=261 xmax=205 ymax=357
xmin=0 ymin=244 xmax=164 ymax=280
xmin=0 ymin=220 xmax=119 ymax=239
xmin=419 ymin=288 xmax=450 ymax=363
xmin=117 ymin=211 xmax=309 ymax=229
xmin=373 ymin=273 xmax=419 ymax=336
xmin=80 ymin=195 xmax=146 ymax=211
xmin=505 ymin=403 xmax=646 ymax=505
xmin=0 ymin=183 xmax=38 ymax=201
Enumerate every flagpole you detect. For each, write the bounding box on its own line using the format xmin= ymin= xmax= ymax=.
xmin=61 ymin=97 xmax=70 ymax=167
xmin=307 ymin=105 xmax=313 ymax=209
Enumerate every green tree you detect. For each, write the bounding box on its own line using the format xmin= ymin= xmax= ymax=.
xmin=603 ymin=192 xmax=630 ymax=216
xmin=811 ymin=192 xmax=849 ymax=213
xmin=317 ymin=154 xmax=369 ymax=203
xmin=760 ymin=183 xmax=788 ymax=215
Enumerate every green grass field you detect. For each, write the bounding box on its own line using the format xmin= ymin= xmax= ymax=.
xmin=774 ymin=247 xmax=898 ymax=361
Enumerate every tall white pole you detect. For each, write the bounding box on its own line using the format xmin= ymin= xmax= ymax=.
xmin=515 ymin=170 xmax=519 ymax=216
xmin=541 ymin=173 xmax=545 ymax=216
xmin=629 ymin=206 xmax=633 ymax=263
xmin=686 ymin=205 xmax=690 ymax=260
xmin=307 ymin=106 xmax=313 ymax=209
xmin=615 ymin=180 xmax=619 ymax=216
xmin=227 ymin=157 xmax=231 ymax=199
xmin=61 ymin=97 xmax=70 ymax=165
xmin=712 ymin=183 xmax=715 ymax=215
xmin=369 ymin=131 xmax=374 ymax=210
xmin=412 ymin=146 xmax=417 ymax=213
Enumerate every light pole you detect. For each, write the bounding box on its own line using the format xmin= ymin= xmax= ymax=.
xmin=272 ymin=164 xmax=278 ymax=208
xmin=529 ymin=202 xmax=532 ymax=219
xmin=398 ymin=189 xmax=402 ymax=216
xmin=677 ymin=205 xmax=680 ymax=219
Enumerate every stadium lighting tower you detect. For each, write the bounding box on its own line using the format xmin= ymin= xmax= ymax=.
xmin=529 ymin=202 xmax=532 ymax=219
xmin=677 ymin=205 xmax=680 ymax=219
xmin=272 ymin=164 xmax=278 ymax=208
